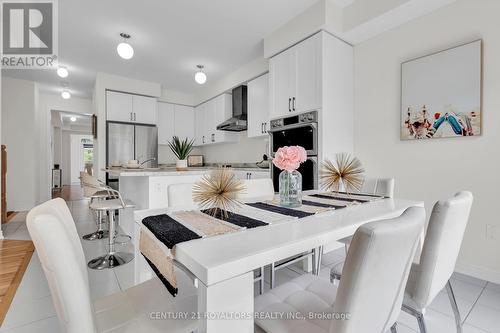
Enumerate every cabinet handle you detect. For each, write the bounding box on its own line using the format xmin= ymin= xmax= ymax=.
xmin=130 ymin=112 xmax=133 ymax=121
xmin=202 ymin=136 xmax=205 ymax=144
xmin=261 ymin=123 xmax=264 ymax=134
xmin=211 ymin=134 xmax=215 ymax=142
xmin=264 ymin=122 xmax=267 ymax=133
xmin=134 ymin=113 xmax=137 ymax=121
xmin=288 ymin=98 xmax=291 ymax=112
xmin=292 ymin=97 xmax=296 ymax=112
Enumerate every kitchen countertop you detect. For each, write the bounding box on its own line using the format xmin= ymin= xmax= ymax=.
xmin=103 ymin=165 xmax=270 ymax=177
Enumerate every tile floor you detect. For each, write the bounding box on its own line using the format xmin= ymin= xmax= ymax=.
xmin=1 ymin=198 xmax=500 ymax=332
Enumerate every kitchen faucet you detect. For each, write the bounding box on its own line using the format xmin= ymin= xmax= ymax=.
xmin=139 ymin=157 xmax=156 ymax=166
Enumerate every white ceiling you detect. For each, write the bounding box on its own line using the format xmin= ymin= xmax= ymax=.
xmin=2 ymin=0 xmax=319 ymax=98
xmin=331 ymin=0 xmax=356 ymax=8
xmin=51 ymin=110 xmax=92 ymax=130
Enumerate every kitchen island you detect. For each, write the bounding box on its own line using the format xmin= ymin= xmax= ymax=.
xmin=103 ymin=166 xmax=270 ymax=236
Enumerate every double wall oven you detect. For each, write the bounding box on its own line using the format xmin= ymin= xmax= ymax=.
xmin=269 ymin=111 xmax=318 ymax=192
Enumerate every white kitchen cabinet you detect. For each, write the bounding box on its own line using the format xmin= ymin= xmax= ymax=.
xmin=269 ymin=33 xmax=321 ymax=118
xmin=213 ymin=94 xmax=238 ymax=144
xmin=248 ymin=74 xmax=270 ymax=138
xmin=132 ymin=95 xmax=157 ymax=124
xmin=174 ymin=104 xmax=195 ymax=141
xmin=294 ymin=34 xmax=321 ymax=113
xmin=157 ymin=102 xmax=175 ymax=145
xmin=106 ymin=91 xmax=157 ymax=124
xmin=194 ymin=104 xmax=205 ymax=146
xmin=106 ymin=91 xmax=133 ymax=123
xmin=194 ymin=94 xmax=238 ymax=146
xmin=269 ymin=49 xmax=292 ymax=119
xmin=158 ymin=102 xmax=196 ymax=145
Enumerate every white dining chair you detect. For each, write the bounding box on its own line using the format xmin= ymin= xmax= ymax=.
xmin=402 ymin=191 xmax=473 ymax=333
xmin=237 ymin=178 xmax=275 ymax=202
xmin=27 ymin=198 xmax=198 ymax=333
xmin=254 ymin=206 xmax=425 ymax=333
xmin=330 ymin=177 xmax=395 ymax=281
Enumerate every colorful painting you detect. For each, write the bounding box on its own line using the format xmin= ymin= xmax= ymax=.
xmin=401 ymin=40 xmax=482 ymax=140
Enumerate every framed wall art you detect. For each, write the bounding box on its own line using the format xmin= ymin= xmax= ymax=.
xmin=401 ymin=40 xmax=482 ymax=140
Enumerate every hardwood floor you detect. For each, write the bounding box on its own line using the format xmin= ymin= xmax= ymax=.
xmin=0 ymin=239 xmax=35 ymax=325
xmin=52 ymin=185 xmax=84 ymax=201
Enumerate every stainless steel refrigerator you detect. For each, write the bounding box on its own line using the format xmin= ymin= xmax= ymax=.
xmin=106 ymin=121 xmax=158 ymax=189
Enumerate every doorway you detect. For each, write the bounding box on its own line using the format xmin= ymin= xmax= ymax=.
xmin=50 ymin=110 xmax=93 ymax=190
xmin=70 ymin=135 xmax=94 ymax=184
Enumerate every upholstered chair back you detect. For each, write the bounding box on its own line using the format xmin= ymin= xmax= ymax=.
xmin=238 ymin=178 xmax=275 ymax=202
xmin=361 ymin=177 xmax=395 ymax=198
xmin=80 ymin=171 xmax=104 ymax=198
xmin=409 ymin=191 xmax=473 ymax=309
xmin=168 ymin=183 xmax=197 ymax=210
xmin=27 ymin=198 xmax=96 ymax=333
xmin=331 ymin=207 xmax=425 ymax=333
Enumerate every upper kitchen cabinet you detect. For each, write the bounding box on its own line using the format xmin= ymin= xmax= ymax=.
xmin=213 ymin=94 xmax=238 ymax=144
xmin=157 ymin=102 xmax=195 ymax=145
xmin=106 ymin=91 xmax=157 ymax=124
xmin=106 ymin=91 xmax=133 ymax=123
xmin=157 ymin=102 xmax=175 ymax=145
xmin=132 ymin=94 xmax=157 ymax=124
xmin=247 ymin=73 xmax=270 ymax=138
xmin=269 ymin=33 xmax=321 ymax=118
xmin=194 ymin=93 xmax=238 ymax=146
xmin=194 ymin=104 xmax=205 ymax=146
xmin=174 ymin=104 xmax=195 ymax=141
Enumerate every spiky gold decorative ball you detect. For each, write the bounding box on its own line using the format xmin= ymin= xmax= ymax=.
xmin=320 ymin=153 xmax=365 ymax=194
xmin=192 ymin=168 xmax=246 ymax=219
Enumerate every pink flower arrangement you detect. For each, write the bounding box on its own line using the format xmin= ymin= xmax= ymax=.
xmin=273 ymin=146 xmax=307 ymax=172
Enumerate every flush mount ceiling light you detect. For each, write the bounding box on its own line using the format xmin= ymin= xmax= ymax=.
xmin=61 ymin=90 xmax=71 ymax=99
xmin=117 ymin=33 xmax=134 ymax=60
xmin=194 ymin=65 xmax=207 ymax=84
xmin=70 ymin=116 xmax=77 ymax=122
xmin=57 ymin=66 xmax=69 ymax=78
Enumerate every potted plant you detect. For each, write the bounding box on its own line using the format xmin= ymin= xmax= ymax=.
xmin=168 ymin=136 xmax=195 ymax=171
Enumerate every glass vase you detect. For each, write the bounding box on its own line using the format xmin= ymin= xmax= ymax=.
xmin=279 ymin=170 xmax=302 ymax=208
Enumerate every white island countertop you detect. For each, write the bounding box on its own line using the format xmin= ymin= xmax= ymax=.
xmin=103 ymin=166 xmax=270 ymax=177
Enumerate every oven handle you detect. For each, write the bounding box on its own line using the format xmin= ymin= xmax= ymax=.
xmin=267 ymin=122 xmax=317 ymax=133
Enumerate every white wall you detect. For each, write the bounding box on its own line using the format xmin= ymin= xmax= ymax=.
xmin=158 ymin=135 xmax=267 ymax=165
xmin=200 ymin=133 xmax=268 ymax=164
xmin=353 ymin=0 xmax=500 ymax=282
xmin=53 ymin=126 xmax=62 ymax=165
xmin=0 ymin=69 xmax=3 ymax=238
xmin=1 ymin=78 xmax=38 ymax=211
xmin=193 ymin=57 xmax=269 ymax=106
xmin=158 ymin=144 xmax=202 ymax=165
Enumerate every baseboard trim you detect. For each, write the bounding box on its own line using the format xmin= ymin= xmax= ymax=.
xmin=455 ymin=261 xmax=500 ymax=285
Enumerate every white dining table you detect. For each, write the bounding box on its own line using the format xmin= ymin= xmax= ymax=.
xmin=134 ymin=197 xmax=423 ymax=333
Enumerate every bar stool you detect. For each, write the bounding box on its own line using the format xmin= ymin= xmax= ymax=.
xmin=87 ymin=188 xmax=135 ymax=270
xmin=82 ymin=191 xmax=111 ymax=240
xmin=80 ymin=172 xmax=115 ymax=241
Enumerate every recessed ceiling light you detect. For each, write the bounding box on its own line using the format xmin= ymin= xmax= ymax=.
xmin=117 ymin=33 xmax=134 ymax=60
xmin=57 ymin=66 xmax=69 ymax=78
xmin=61 ymin=90 xmax=71 ymax=99
xmin=70 ymin=116 xmax=77 ymax=122
xmin=195 ymin=65 xmax=207 ymax=84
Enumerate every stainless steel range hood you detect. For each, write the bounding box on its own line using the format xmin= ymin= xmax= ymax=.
xmin=216 ymin=85 xmax=247 ymax=132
